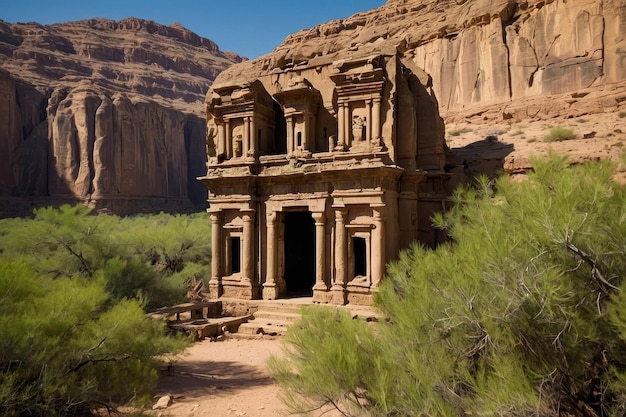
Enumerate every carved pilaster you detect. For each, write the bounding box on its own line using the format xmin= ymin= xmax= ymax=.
xmin=263 ymin=211 xmax=280 ymax=300
xmin=331 ymin=207 xmax=348 ymax=305
xmin=241 ymin=209 xmax=255 ymax=285
xmin=371 ymin=205 xmax=386 ymax=288
xmin=372 ymin=97 xmax=381 ymax=143
xmin=243 ymin=117 xmax=250 ymax=158
xmin=209 ymin=210 xmax=223 ymax=299
xmin=312 ymin=212 xmax=328 ymax=302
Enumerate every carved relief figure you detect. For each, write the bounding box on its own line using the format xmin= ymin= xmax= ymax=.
xmin=352 ymin=115 xmax=366 ymax=142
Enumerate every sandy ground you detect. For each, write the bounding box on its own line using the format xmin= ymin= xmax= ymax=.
xmin=154 ymin=337 xmax=290 ymax=417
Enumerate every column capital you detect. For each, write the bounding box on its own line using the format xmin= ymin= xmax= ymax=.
xmin=333 ymin=206 xmax=348 ymax=219
xmin=209 ymin=210 xmax=222 ymax=222
xmin=266 ymin=210 xmax=279 ymax=224
xmin=371 ymin=204 xmax=386 ymax=220
xmin=241 ymin=208 xmax=255 ymax=218
xmin=312 ymin=211 xmax=326 ymax=224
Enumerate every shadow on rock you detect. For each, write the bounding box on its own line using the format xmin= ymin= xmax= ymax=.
xmin=453 ymin=136 xmax=515 ymax=178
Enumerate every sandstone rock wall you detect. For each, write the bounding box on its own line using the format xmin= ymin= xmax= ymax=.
xmin=219 ymin=0 xmax=625 ymax=122
xmin=0 ymin=18 xmax=242 ymax=215
xmin=409 ymin=0 xmax=625 ymax=118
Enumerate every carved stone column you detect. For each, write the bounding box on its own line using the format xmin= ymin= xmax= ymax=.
xmin=331 ymin=207 xmax=348 ymax=305
xmin=209 ymin=210 xmax=223 ymax=298
xmin=250 ymin=117 xmax=257 ymax=158
xmin=337 ymin=103 xmax=345 ymax=148
xmin=366 ymin=99 xmax=373 ymax=143
xmin=372 ymin=97 xmax=381 ymax=144
xmin=371 ymin=205 xmax=386 ymax=288
xmin=303 ymin=113 xmax=309 ymax=152
xmin=225 ymin=119 xmax=232 ymax=159
xmin=343 ymin=104 xmax=351 ymax=147
xmin=241 ymin=209 xmax=255 ymax=285
xmin=243 ymin=117 xmax=250 ymax=158
xmin=312 ymin=212 xmax=327 ymax=302
xmin=217 ymin=120 xmax=225 ymax=158
xmin=286 ymin=116 xmax=294 ymax=156
xmin=263 ymin=211 xmax=280 ymax=300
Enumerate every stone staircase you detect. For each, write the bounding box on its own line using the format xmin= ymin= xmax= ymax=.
xmin=228 ymin=298 xmax=380 ymax=338
xmin=236 ymin=299 xmax=307 ymax=337
xmin=151 ymin=298 xmax=380 ymax=340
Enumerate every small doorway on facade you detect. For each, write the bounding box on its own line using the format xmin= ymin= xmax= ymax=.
xmin=283 ymin=211 xmax=315 ymax=296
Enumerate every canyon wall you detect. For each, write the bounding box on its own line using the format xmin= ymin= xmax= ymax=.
xmin=0 ymin=18 xmax=242 ymax=215
xmin=220 ymin=0 xmax=625 ymax=123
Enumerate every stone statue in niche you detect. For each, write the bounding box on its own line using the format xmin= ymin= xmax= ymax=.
xmin=206 ymin=127 xmax=216 ymax=157
xmin=352 ymin=115 xmax=366 ymax=141
xmin=234 ymin=135 xmax=243 ymax=157
xmin=328 ymin=134 xmax=336 ymax=152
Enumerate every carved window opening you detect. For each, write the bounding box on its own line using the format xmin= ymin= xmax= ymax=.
xmin=230 ymin=236 xmax=241 ymax=274
xmin=297 ymin=131 xmax=302 ymax=148
xmin=352 ymin=236 xmax=367 ymax=277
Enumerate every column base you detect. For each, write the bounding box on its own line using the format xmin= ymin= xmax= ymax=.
xmin=313 ymin=284 xmax=330 ymax=303
xmin=262 ymin=283 xmax=280 ymax=300
xmin=208 ymin=279 xmax=222 ymax=299
xmin=330 ymin=284 xmax=347 ymax=305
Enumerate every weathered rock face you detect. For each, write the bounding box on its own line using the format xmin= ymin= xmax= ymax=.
xmin=0 ymin=18 xmax=243 ymax=215
xmin=219 ymin=0 xmax=625 ymax=122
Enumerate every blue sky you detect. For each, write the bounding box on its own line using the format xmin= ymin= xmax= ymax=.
xmin=1 ymin=0 xmax=386 ymax=59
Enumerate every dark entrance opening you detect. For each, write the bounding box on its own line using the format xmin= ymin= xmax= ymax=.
xmin=230 ymin=236 xmax=241 ymax=274
xmin=353 ymin=236 xmax=367 ymax=277
xmin=283 ymin=211 xmax=315 ymax=295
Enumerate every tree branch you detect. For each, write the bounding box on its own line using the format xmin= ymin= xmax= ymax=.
xmin=564 ymin=240 xmax=618 ymax=295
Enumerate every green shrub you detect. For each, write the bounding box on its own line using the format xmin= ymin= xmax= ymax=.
xmin=0 ymin=206 xmax=212 ymax=310
xmin=619 ymin=111 xmax=626 ymax=118
xmin=0 ymin=260 xmax=189 ymax=416
xmin=448 ymin=127 xmax=472 ymax=137
xmin=271 ymin=155 xmax=626 ymax=417
xmin=543 ymin=126 xmax=576 ymax=142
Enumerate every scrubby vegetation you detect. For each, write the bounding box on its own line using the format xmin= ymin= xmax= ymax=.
xmin=543 ymin=126 xmax=576 ymax=142
xmin=0 ymin=206 xmax=212 ymax=416
xmin=270 ymin=155 xmax=626 ymax=417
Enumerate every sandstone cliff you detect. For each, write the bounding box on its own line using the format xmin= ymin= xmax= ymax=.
xmin=212 ymin=0 xmax=625 ymax=179
xmin=0 ymin=18 xmax=242 ymax=215
xmin=217 ymin=0 xmax=625 ymax=123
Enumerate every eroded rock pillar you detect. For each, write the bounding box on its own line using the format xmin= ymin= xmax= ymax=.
xmin=312 ymin=212 xmax=327 ymax=302
xmin=371 ymin=205 xmax=386 ymax=288
xmin=331 ymin=207 xmax=347 ymax=305
xmin=263 ymin=211 xmax=280 ymax=300
xmin=209 ymin=210 xmax=223 ymax=298
xmin=337 ymin=104 xmax=345 ymax=148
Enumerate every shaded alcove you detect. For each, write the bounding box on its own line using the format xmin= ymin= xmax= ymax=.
xmin=283 ymin=211 xmax=315 ymax=295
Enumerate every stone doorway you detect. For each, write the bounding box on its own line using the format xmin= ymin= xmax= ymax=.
xmin=283 ymin=211 xmax=315 ymax=296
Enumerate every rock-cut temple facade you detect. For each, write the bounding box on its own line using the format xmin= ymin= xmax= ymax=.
xmin=199 ymin=51 xmax=452 ymax=305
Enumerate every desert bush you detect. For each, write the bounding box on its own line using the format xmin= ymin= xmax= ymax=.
xmin=0 ymin=259 xmax=189 ymax=417
xmin=270 ymin=155 xmax=626 ymax=416
xmin=543 ymin=126 xmax=576 ymax=142
xmin=0 ymin=206 xmax=211 ymax=309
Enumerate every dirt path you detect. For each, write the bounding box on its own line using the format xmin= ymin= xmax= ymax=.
xmin=155 ymin=337 xmax=288 ymax=417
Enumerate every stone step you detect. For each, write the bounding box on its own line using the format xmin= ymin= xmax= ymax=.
xmin=237 ymin=320 xmax=291 ymax=336
xmin=252 ymin=310 xmax=302 ymax=323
